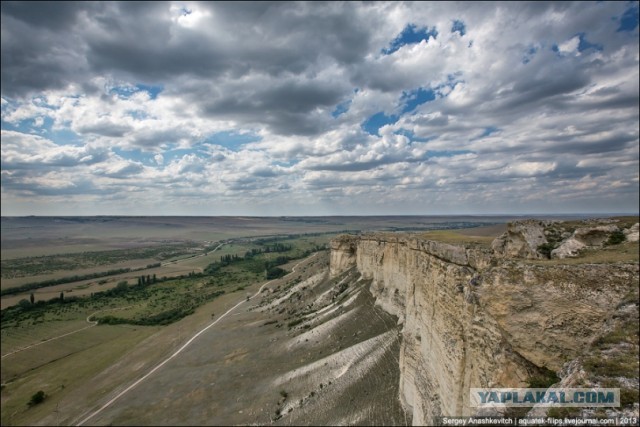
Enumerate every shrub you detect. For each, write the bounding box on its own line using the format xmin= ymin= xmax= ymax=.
xmin=584 ymin=356 xmax=637 ymax=377
xmin=287 ymin=318 xmax=304 ymax=328
xmin=606 ymin=231 xmax=626 ymax=246
xmin=28 ymin=390 xmax=46 ymax=407
xmin=547 ymin=407 xmax=580 ymax=418
xmin=527 ymin=367 xmax=559 ymax=388
xmin=266 ymin=267 xmax=286 ymax=280
xmin=537 ymin=243 xmax=557 ymax=259
xmin=620 ymin=387 xmax=640 ymax=406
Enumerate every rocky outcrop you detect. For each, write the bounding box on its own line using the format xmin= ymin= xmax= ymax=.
xmin=330 ymin=222 xmax=639 ymax=425
xmin=491 ymin=218 xmax=637 ymax=260
xmin=491 ymin=220 xmax=550 ymax=259
xmin=550 ymin=236 xmax=586 ymax=259
xmin=551 ymin=225 xmax=618 ymax=258
xmin=624 ymin=223 xmax=639 ymax=242
xmin=329 ymin=235 xmax=358 ymax=278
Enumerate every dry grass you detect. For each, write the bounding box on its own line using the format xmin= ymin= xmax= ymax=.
xmin=418 ymin=229 xmax=497 ymax=247
xmin=528 ymin=241 xmax=639 ymax=265
xmin=0 ymin=325 xmax=159 ymax=426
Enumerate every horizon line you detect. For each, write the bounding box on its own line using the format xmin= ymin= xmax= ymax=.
xmin=2 ymin=213 xmax=638 ymax=218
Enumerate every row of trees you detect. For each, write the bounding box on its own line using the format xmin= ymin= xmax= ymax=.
xmin=1 ymin=268 xmax=131 ymax=297
xmin=137 ymin=274 xmax=157 ymax=286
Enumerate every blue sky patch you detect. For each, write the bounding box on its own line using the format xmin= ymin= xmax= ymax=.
xmin=2 ymin=117 xmax=37 ymax=135
xmin=48 ymin=127 xmax=84 ymax=146
xmin=382 ymin=24 xmax=438 ymax=55
xmin=576 ymin=33 xmax=603 ymax=52
xmin=522 ymin=46 xmax=538 ymax=64
xmin=401 ymin=87 xmax=436 ymax=114
xmin=204 ymin=130 xmax=261 ymax=151
xmin=110 ymin=83 xmax=163 ymax=100
xmin=1 ymin=116 xmax=83 ymax=146
xmin=135 ymin=84 xmax=163 ymax=100
xmin=113 ymin=147 xmax=151 ymax=164
xmin=362 ymin=112 xmax=399 ymax=136
xmin=451 ymin=20 xmax=466 ymax=36
xmin=332 ymin=99 xmax=352 ymax=118
xmin=478 ymin=126 xmax=500 ymax=139
xmin=617 ymin=3 xmax=639 ymax=32
xmin=127 ymin=110 xmax=150 ymax=121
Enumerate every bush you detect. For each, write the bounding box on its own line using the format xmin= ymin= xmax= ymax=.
xmin=620 ymin=387 xmax=640 ymax=406
xmin=547 ymin=407 xmax=580 ymax=418
xmin=266 ymin=267 xmax=286 ymax=280
xmin=606 ymin=231 xmax=626 ymax=246
xmin=28 ymin=390 xmax=46 ymax=407
xmin=287 ymin=318 xmax=304 ymax=328
xmin=527 ymin=367 xmax=559 ymax=388
xmin=537 ymin=243 xmax=557 ymax=259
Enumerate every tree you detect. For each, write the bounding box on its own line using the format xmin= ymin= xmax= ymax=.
xmin=30 ymin=293 xmax=35 ymax=304
xmin=152 ymin=273 xmax=157 ymax=283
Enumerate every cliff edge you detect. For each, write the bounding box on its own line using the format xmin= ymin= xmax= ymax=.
xmin=330 ymin=217 xmax=639 ymax=424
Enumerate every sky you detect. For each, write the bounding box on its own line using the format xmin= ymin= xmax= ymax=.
xmin=1 ymin=1 xmax=639 ymax=216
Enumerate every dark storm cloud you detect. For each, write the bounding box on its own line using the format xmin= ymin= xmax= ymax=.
xmin=2 ymin=1 xmax=374 ymax=88
xmin=1 ymin=1 xmax=88 ymax=30
xmin=1 ymin=1 xmax=380 ymax=135
xmin=0 ymin=1 xmax=100 ymax=97
xmin=197 ymin=79 xmax=345 ymax=135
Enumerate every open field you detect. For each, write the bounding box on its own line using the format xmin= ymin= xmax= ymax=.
xmin=418 ymin=229 xmax=498 ymax=247
xmin=2 ymin=215 xmax=534 ymax=259
xmin=1 ymin=216 xmax=525 ymax=309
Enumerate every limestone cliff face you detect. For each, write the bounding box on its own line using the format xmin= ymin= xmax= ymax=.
xmin=329 ymin=235 xmax=358 ymax=278
xmin=330 ymin=231 xmax=639 ymax=425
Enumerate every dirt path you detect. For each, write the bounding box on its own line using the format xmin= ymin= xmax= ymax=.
xmin=1 ymin=306 xmax=135 ymax=360
xmin=75 ymin=253 xmax=317 ymax=426
xmin=161 ymin=242 xmax=225 ymax=266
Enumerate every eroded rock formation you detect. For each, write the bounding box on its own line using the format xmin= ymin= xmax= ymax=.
xmin=330 ymin=219 xmax=639 ymax=425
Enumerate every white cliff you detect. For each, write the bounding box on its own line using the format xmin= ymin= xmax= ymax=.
xmin=330 ymin=221 xmax=639 ymax=425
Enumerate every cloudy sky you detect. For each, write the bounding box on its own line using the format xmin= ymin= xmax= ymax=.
xmin=1 ymin=1 xmax=638 ymax=216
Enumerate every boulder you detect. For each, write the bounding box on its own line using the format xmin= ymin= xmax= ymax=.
xmin=491 ymin=220 xmax=550 ymax=259
xmin=552 ymin=225 xmax=619 ymax=259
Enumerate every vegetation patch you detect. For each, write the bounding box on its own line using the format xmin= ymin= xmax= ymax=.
xmin=1 ymin=243 xmax=198 ymax=279
xmin=287 ymin=318 xmax=304 ymax=328
xmin=547 ymin=407 xmax=580 ymax=418
xmin=606 ymin=230 xmax=626 ymax=246
xmin=527 ymin=367 xmax=560 ymax=388
xmin=27 ymin=390 xmax=46 ymax=407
